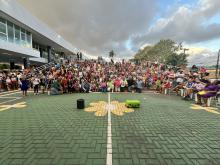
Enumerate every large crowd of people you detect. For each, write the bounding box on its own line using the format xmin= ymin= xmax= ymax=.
xmin=0 ymin=60 xmax=219 ymax=107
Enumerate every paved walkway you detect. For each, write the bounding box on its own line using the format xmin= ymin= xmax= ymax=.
xmin=0 ymin=92 xmax=219 ymax=165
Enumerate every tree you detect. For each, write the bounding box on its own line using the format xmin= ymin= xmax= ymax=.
xmin=134 ymin=46 xmax=153 ymax=60
xmin=134 ymin=39 xmax=188 ymax=66
xmin=134 ymin=39 xmax=177 ymax=62
xmin=166 ymin=53 xmax=188 ymax=66
xmin=109 ymin=50 xmax=115 ymax=58
xmin=0 ymin=64 xmax=9 ymax=70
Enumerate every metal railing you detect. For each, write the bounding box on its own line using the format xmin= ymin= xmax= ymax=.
xmin=26 ymin=62 xmax=54 ymax=78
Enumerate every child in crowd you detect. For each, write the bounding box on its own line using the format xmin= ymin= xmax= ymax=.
xmin=162 ymin=79 xmax=172 ymax=94
xmin=155 ymin=78 xmax=162 ymax=93
xmin=100 ymin=80 xmax=107 ymax=93
xmin=120 ymin=77 xmax=128 ymax=92
xmin=183 ymin=78 xmax=194 ymax=99
xmin=114 ymin=78 xmax=121 ymax=92
xmin=107 ymin=80 xmax=114 ymax=92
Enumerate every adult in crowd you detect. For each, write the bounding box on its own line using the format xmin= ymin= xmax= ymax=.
xmin=81 ymin=79 xmax=91 ymax=93
xmin=20 ymin=76 xmax=29 ymax=96
xmin=197 ymin=80 xmax=220 ymax=106
xmin=127 ymin=76 xmax=135 ymax=92
xmin=40 ymin=75 xmax=46 ymax=94
xmin=0 ymin=60 xmax=219 ymax=107
xmin=136 ymin=77 xmax=144 ymax=93
xmin=50 ymin=78 xmax=62 ymax=95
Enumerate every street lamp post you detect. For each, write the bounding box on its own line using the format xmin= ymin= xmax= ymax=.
xmin=183 ymin=48 xmax=189 ymax=55
xmin=216 ymin=49 xmax=220 ymax=79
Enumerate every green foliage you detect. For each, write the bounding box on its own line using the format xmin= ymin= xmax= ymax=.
xmin=166 ymin=53 xmax=188 ymax=66
xmin=0 ymin=64 xmax=10 ymax=70
xmin=0 ymin=64 xmax=21 ymax=70
xmin=109 ymin=50 xmax=115 ymax=58
xmin=135 ymin=46 xmax=152 ymax=60
xmin=134 ymin=39 xmax=188 ymax=66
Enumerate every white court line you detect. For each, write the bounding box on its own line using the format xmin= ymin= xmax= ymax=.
xmin=0 ymin=90 xmax=34 ymax=97
xmin=0 ymin=90 xmax=19 ymax=95
xmin=0 ymin=91 xmax=21 ymax=97
xmin=0 ymin=96 xmax=20 ymax=99
xmin=0 ymin=97 xmax=22 ymax=105
xmin=106 ymin=92 xmax=112 ymax=165
xmin=0 ymin=91 xmax=23 ymax=105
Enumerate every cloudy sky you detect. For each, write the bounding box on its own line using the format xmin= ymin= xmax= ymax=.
xmin=16 ymin=0 xmax=220 ymax=65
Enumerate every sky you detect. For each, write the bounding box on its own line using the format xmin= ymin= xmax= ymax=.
xmin=16 ymin=0 xmax=220 ymax=65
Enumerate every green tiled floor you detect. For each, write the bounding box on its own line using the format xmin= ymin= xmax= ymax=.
xmin=0 ymin=92 xmax=220 ymax=165
xmin=0 ymin=93 xmax=108 ymax=165
xmin=111 ymin=93 xmax=220 ymax=165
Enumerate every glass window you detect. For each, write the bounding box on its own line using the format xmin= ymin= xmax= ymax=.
xmin=14 ymin=25 xmax=20 ymax=44
xmin=42 ymin=51 xmax=48 ymax=59
xmin=20 ymin=28 xmax=26 ymax=46
xmin=21 ymin=28 xmax=26 ymax=41
xmin=26 ymin=31 xmax=32 ymax=48
xmin=0 ymin=17 xmax=6 ymax=35
xmin=0 ymin=17 xmax=6 ymax=24
xmin=0 ymin=33 xmax=7 ymax=41
xmin=0 ymin=17 xmax=33 ymax=47
xmin=7 ymin=21 xmax=14 ymax=43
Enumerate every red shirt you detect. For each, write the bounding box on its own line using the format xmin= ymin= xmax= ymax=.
xmin=164 ymin=82 xmax=171 ymax=88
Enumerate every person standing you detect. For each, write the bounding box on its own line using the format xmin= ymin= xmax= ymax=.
xmin=33 ymin=75 xmax=40 ymax=95
xmin=114 ymin=78 xmax=121 ymax=92
xmin=120 ymin=77 xmax=128 ymax=92
xmin=11 ymin=74 xmax=17 ymax=90
xmin=6 ymin=76 xmax=11 ymax=91
xmin=100 ymin=80 xmax=107 ymax=93
xmin=0 ymin=72 xmax=3 ymax=92
xmin=20 ymin=75 xmax=29 ymax=96
xmin=136 ymin=77 xmax=144 ymax=93
xmin=107 ymin=79 xmax=114 ymax=92
xmin=40 ymin=75 xmax=46 ymax=94
xmin=127 ymin=76 xmax=134 ymax=92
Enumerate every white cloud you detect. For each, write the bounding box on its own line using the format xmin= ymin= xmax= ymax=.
xmin=16 ymin=0 xmax=156 ymax=58
xmin=134 ymin=0 xmax=220 ymax=47
xmin=16 ymin=0 xmax=220 ymax=62
xmin=187 ymin=46 xmax=218 ymax=66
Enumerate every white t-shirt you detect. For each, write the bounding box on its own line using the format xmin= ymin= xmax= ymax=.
xmin=33 ymin=78 xmax=40 ymax=85
xmin=176 ymin=73 xmax=184 ymax=83
xmin=11 ymin=77 xmax=17 ymax=82
xmin=6 ymin=78 xmax=11 ymax=84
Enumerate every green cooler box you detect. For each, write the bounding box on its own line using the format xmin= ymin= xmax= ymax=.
xmin=125 ymin=100 xmax=140 ymax=108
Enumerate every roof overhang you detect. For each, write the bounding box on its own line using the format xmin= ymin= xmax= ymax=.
xmin=0 ymin=0 xmax=78 ymax=55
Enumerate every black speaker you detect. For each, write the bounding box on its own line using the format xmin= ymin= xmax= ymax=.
xmin=10 ymin=61 xmax=15 ymax=70
xmin=77 ymin=99 xmax=85 ymax=109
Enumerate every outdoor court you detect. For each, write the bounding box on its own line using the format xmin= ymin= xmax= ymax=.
xmin=0 ymin=92 xmax=220 ymax=165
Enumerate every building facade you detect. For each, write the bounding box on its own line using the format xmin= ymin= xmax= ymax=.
xmin=0 ymin=0 xmax=77 ymax=68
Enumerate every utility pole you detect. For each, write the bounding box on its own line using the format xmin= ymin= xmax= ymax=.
xmin=183 ymin=48 xmax=189 ymax=55
xmin=216 ymin=49 xmax=220 ymax=79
